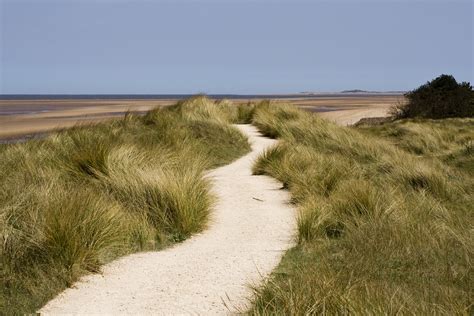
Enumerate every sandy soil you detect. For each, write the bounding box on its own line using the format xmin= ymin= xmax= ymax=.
xmin=317 ymin=104 xmax=391 ymax=126
xmin=40 ymin=125 xmax=296 ymax=315
xmin=298 ymin=95 xmax=400 ymax=125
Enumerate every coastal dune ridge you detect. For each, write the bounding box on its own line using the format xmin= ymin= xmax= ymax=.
xmin=0 ymin=94 xmax=401 ymax=141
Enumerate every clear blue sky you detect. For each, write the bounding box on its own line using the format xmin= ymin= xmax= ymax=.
xmin=1 ymin=0 xmax=472 ymax=94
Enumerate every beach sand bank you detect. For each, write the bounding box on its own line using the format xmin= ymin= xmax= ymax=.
xmin=0 ymin=95 xmax=402 ymax=141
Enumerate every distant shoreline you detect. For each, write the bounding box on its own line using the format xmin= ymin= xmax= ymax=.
xmin=0 ymin=95 xmax=401 ymax=141
xmin=0 ymin=92 xmax=404 ymax=101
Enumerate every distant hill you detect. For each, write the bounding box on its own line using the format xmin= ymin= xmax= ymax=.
xmin=340 ymin=90 xmax=406 ymax=94
xmin=341 ymin=89 xmax=370 ymax=93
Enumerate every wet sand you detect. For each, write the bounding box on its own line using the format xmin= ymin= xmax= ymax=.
xmin=0 ymin=99 xmax=176 ymax=140
xmin=0 ymin=95 xmax=403 ymax=141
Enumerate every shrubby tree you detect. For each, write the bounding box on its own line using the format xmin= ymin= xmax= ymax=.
xmin=393 ymin=74 xmax=473 ymax=119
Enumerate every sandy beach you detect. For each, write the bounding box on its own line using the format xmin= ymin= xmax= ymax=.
xmin=0 ymin=99 xmax=176 ymax=140
xmin=0 ymin=95 xmax=403 ymax=141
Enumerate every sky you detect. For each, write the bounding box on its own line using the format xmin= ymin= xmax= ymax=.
xmin=0 ymin=0 xmax=472 ymax=94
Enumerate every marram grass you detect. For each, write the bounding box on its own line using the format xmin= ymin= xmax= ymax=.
xmin=249 ymin=101 xmax=473 ymax=315
xmin=0 ymin=96 xmax=251 ymax=314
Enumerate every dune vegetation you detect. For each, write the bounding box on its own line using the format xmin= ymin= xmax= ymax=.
xmin=249 ymin=101 xmax=473 ymax=314
xmin=0 ymin=96 xmax=252 ymax=314
xmin=359 ymin=118 xmax=474 ymax=176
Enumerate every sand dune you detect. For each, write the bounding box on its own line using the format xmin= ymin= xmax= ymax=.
xmin=40 ymin=125 xmax=296 ymax=314
xmin=35 ymin=103 xmax=394 ymax=314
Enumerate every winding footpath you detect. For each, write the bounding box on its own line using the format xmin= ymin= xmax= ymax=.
xmin=40 ymin=124 xmax=296 ymax=315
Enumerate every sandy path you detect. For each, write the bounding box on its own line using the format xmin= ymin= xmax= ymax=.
xmin=40 ymin=124 xmax=296 ymax=315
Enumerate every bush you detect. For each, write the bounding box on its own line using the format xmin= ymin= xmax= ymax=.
xmin=393 ymin=74 xmax=474 ymax=119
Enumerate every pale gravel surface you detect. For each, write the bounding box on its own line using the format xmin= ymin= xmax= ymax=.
xmin=40 ymin=124 xmax=296 ymax=315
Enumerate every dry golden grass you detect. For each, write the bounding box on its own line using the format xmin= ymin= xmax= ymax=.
xmin=249 ymin=101 xmax=473 ymax=315
xmin=0 ymin=96 xmax=251 ymax=314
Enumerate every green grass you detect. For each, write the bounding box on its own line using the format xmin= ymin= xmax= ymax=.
xmin=0 ymin=96 xmax=251 ymax=314
xmin=249 ymin=101 xmax=473 ymax=314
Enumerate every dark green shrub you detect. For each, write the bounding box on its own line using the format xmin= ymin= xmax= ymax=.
xmin=393 ymin=74 xmax=473 ymax=119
